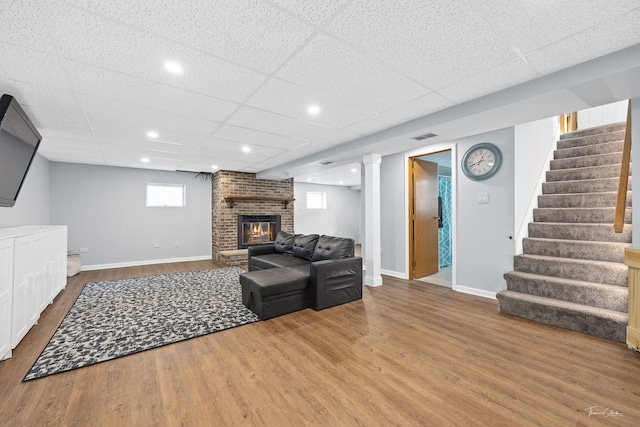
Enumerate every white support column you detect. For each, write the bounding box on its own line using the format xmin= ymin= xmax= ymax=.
xmin=363 ymin=153 xmax=383 ymax=287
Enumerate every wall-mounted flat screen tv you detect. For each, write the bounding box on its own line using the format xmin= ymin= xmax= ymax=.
xmin=0 ymin=94 xmax=42 ymax=207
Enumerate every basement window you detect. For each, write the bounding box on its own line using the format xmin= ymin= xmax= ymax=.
xmin=306 ymin=191 xmax=327 ymax=209
xmin=146 ymin=183 xmax=186 ymax=207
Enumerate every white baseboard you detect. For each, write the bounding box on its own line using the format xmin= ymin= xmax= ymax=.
xmin=453 ymin=285 xmax=497 ymax=300
xmin=381 ymin=269 xmax=408 ymax=279
xmin=81 ymin=255 xmax=212 ymax=271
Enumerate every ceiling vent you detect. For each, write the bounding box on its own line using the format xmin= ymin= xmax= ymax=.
xmin=318 ymin=161 xmax=334 ymax=166
xmin=411 ymin=132 xmax=438 ymax=141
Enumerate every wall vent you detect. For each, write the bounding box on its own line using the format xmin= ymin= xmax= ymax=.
xmin=411 ymin=132 xmax=438 ymax=141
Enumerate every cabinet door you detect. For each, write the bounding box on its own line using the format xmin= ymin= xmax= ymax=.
xmin=12 ymin=234 xmax=40 ymax=347
xmin=37 ymin=230 xmax=51 ymax=313
xmin=0 ymin=238 xmax=13 ymax=360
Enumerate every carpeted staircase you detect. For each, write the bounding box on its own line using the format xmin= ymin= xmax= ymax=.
xmin=497 ymin=122 xmax=631 ymax=342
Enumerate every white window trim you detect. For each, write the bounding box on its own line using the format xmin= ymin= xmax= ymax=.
xmin=306 ymin=191 xmax=327 ymax=209
xmin=146 ymin=182 xmax=186 ymax=207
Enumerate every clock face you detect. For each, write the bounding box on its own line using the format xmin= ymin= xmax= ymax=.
xmin=461 ymin=143 xmax=502 ymax=181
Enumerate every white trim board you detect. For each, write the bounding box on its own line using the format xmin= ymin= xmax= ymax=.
xmin=454 ymin=285 xmax=497 ymax=300
xmin=81 ymin=255 xmax=212 ymax=271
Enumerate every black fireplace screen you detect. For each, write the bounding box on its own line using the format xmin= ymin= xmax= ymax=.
xmin=237 ymin=215 xmax=281 ymax=249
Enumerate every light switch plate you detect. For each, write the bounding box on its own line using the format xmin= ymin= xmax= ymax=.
xmin=477 ymin=192 xmax=489 ymax=203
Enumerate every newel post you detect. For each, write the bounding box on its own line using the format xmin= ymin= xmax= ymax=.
xmin=624 ymin=248 xmax=640 ymax=351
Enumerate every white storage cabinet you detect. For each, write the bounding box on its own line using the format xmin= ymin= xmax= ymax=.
xmin=0 ymin=226 xmax=67 ymax=360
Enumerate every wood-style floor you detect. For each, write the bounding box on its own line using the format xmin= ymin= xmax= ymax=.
xmin=1 ymin=260 xmax=640 ymax=426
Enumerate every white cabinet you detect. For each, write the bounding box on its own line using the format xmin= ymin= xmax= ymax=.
xmin=0 ymin=226 xmax=67 ymax=360
xmin=0 ymin=238 xmax=13 ymax=360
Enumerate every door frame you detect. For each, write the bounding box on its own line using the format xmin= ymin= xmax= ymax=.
xmin=404 ymin=143 xmax=457 ymax=288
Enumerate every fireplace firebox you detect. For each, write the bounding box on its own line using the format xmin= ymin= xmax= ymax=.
xmin=237 ymin=215 xmax=281 ymax=249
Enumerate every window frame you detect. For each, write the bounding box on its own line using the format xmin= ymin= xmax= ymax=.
xmin=145 ymin=182 xmax=186 ymax=208
xmin=306 ymin=191 xmax=327 ymax=210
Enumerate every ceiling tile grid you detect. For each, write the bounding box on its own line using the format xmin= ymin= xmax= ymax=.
xmin=0 ymin=0 xmax=639 ymax=184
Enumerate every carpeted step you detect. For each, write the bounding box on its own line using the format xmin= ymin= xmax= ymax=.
xmin=545 ymin=164 xmax=628 ymax=182
xmin=557 ymin=130 xmax=625 ymax=150
xmin=513 ymin=254 xmax=628 ymax=286
xmin=537 ymin=191 xmax=631 ymax=208
xmin=496 ymin=290 xmax=627 ymax=342
xmin=542 ymin=177 xmax=630 ymax=194
xmin=528 ymin=222 xmax=632 ymax=243
xmin=503 ymin=271 xmax=628 ymax=312
xmin=550 ymin=152 xmax=623 ymax=170
xmin=554 ymin=140 xmax=623 ymax=159
xmin=522 ymin=237 xmax=630 ymax=263
xmin=559 ymin=122 xmax=626 ymax=140
xmin=532 ymin=207 xmax=631 ymax=223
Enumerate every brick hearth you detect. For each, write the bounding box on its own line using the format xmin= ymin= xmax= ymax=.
xmin=211 ymin=171 xmax=294 ymax=266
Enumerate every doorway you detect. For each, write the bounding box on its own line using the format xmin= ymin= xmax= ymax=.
xmin=408 ymin=150 xmax=453 ymax=286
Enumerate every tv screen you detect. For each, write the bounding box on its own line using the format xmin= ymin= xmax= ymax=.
xmin=0 ymin=94 xmax=42 ymax=207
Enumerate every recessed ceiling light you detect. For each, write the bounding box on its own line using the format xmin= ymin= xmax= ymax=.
xmin=211 ymin=165 xmax=218 ymax=169
xmin=350 ymin=168 xmax=358 ymax=173
xmin=147 ymin=131 xmax=159 ymax=139
xmin=164 ymin=61 xmax=183 ymax=75
xmin=141 ymin=157 xmax=150 ymax=163
xmin=339 ymin=181 xmax=344 ymax=185
xmin=307 ymin=177 xmax=312 ymax=181
xmin=242 ymin=146 xmax=251 ymax=153
xmin=307 ymin=105 xmax=321 ymax=116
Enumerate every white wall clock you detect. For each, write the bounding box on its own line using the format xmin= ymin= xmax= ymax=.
xmin=461 ymin=142 xmax=503 ymax=181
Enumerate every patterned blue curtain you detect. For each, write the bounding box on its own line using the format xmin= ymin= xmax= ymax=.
xmin=438 ymin=176 xmax=452 ymax=267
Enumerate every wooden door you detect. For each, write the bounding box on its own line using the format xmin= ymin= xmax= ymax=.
xmin=411 ymin=159 xmax=439 ymax=278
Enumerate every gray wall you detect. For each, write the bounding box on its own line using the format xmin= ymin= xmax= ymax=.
xmin=380 ymin=152 xmax=406 ymax=273
xmin=50 ymin=163 xmax=211 ymax=267
xmin=294 ymin=182 xmax=360 ymax=241
xmin=379 ymin=127 xmax=515 ymax=295
xmin=455 ymin=128 xmax=515 ymax=294
xmin=0 ymin=154 xmax=51 ymax=228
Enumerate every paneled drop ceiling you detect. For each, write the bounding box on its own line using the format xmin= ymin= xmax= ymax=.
xmin=2 ymin=0 xmax=640 ymax=186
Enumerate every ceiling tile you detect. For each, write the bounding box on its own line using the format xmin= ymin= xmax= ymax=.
xmin=67 ymin=63 xmax=238 ymax=123
xmin=45 ymin=1 xmax=268 ymax=103
xmin=0 ymin=0 xmax=56 ymax=53
xmin=476 ymin=0 xmax=640 ymax=53
xmin=22 ymin=105 xmax=89 ymax=130
xmin=525 ymin=8 xmax=640 ymax=75
xmin=62 ymin=0 xmax=315 ymax=73
xmin=275 ymin=33 xmax=431 ymax=111
xmin=213 ymin=124 xmax=308 ymax=150
xmin=438 ymin=58 xmax=537 ymax=103
xmin=342 ymin=114 xmax=402 ymax=135
xmin=0 ymin=44 xmax=70 ymax=90
xmin=269 ymin=0 xmax=351 ymax=26
xmin=325 ymin=0 xmax=516 ymax=90
xmin=246 ymin=78 xmax=375 ymax=129
xmin=227 ymin=106 xmax=334 ymax=140
xmin=380 ymin=93 xmax=457 ymax=123
xmin=77 ymin=94 xmax=220 ymax=147
xmin=312 ymin=130 xmax=361 ymax=146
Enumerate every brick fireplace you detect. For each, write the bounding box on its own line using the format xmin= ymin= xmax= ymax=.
xmin=211 ymin=171 xmax=294 ymax=266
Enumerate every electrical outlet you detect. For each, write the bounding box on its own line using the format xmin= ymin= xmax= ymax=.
xmin=79 ymin=247 xmax=89 ymax=253
xmin=174 ymin=241 xmax=180 ymax=248
xmin=153 ymin=243 xmax=160 ymax=248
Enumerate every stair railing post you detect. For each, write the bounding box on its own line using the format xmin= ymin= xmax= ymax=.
xmin=614 ymin=100 xmax=632 ymax=233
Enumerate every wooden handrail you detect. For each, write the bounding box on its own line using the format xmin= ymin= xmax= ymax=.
xmin=614 ymin=100 xmax=632 ymax=233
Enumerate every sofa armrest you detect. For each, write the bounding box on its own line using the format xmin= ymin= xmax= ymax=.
xmin=248 ymin=244 xmax=276 ymax=257
xmin=309 ymin=257 xmax=363 ymax=310
xmin=247 ymin=245 xmax=276 ymax=270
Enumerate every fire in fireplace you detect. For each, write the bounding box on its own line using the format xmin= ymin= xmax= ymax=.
xmin=237 ymin=215 xmax=281 ymax=249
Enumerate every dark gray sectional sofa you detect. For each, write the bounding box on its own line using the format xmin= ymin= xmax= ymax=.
xmin=239 ymin=231 xmax=363 ymax=320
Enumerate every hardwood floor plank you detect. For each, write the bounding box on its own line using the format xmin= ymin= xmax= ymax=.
xmin=1 ymin=261 xmax=639 ymax=426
